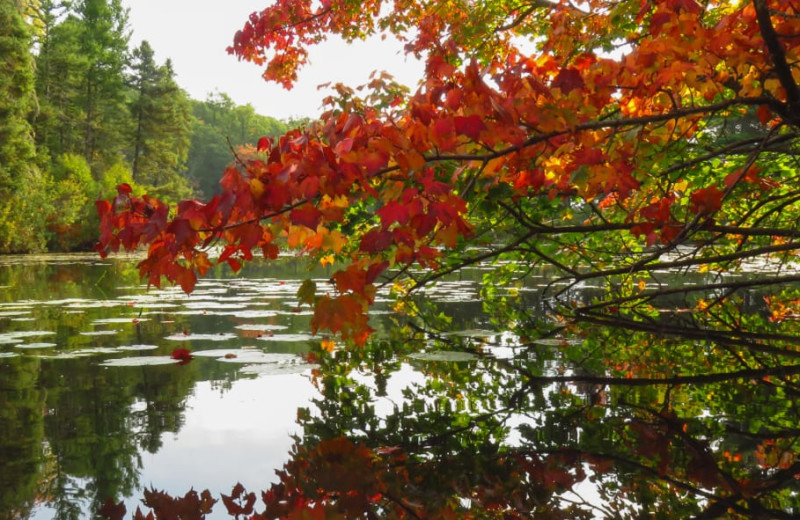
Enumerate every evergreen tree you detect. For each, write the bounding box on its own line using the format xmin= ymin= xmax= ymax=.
xmin=127 ymin=41 xmax=192 ymax=201
xmin=0 ymin=0 xmax=47 ymax=252
xmin=0 ymin=0 xmax=37 ymax=187
xmin=34 ymin=0 xmax=129 ymax=173
xmin=34 ymin=9 xmax=86 ymax=159
xmin=75 ymin=0 xmax=129 ymax=171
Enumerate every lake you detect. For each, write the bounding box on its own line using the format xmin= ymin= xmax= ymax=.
xmin=0 ymin=253 xmax=488 ymax=519
xmin=0 ymin=254 xmax=347 ymax=518
xmin=2 ymin=253 xmax=800 ymax=519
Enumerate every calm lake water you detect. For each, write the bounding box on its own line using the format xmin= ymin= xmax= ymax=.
xmin=5 ymin=253 xmax=796 ymax=519
xmin=0 ymin=253 xmax=431 ymax=519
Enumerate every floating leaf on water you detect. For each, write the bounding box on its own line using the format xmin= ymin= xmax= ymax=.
xmin=36 ymin=352 xmax=92 ymax=359
xmin=0 ymin=330 xmax=55 ymax=340
xmin=92 ymin=318 xmax=149 ymax=324
xmin=72 ymin=347 xmax=123 ymax=355
xmin=276 ymin=309 xmax=315 ymax=316
xmin=132 ymin=303 xmax=180 ymax=309
xmin=239 ymin=363 xmax=319 ymax=376
xmin=219 ymin=352 xmax=300 ymax=364
xmin=0 ymin=311 xmax=31 ymax=317
xmin=407 ymin=351 xmax=478 ymax=362
xmin=100 ymin=356 xmax=181 ymax=367
xmin=116 ymin=344 xmax=159 ymax=351
xmin=43 ymin=298 xmax=91 ymax=306
xmin=190 ymin=348 xmax=298 ymax=363
xmin=257 ymin=333 xmax=316 ymax=342
xmin=66 ymin=301 xmax=126 ymax=309
xmin=234 ymin=324 xmax=288 ymax=331
xmin=225 ymin=310 xmax=279 ymax=318
xmin=184 ymin=302 xmax=247 ymax=310
xmin=15 ymin=342 xmax=58 ymax=349
xmin=164 ymin=332 xmax=238 ymax=341
xmin=79 ymin=330 xmax=119 ymax=336
xmin=0 ymin=352 xmax=19 ymax=358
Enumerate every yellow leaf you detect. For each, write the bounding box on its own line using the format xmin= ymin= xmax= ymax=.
xmin=320 ymin=253 xmax=335 ymax=267
xmin=250 ymin=178 xmax=265 ymax=199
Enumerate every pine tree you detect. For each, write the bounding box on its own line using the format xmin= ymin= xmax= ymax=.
xmin=127 ymin=41 xmax=193 ymax=201
xmin=34 ymin=0 xmax=129 ymax=173
xmin=0 ymin=0 xmax=37 ymax=188
xmin=0 ymin=0 xmax=47 ymax=252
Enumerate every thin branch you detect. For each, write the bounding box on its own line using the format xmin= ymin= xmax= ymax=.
xmin=754 ymin=0 xmax=800 ymax=108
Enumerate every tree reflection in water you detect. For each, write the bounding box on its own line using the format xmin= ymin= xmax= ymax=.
xmin=107 ymin=314 xmax=800 ymax=519
xmin=2 ymin=256 xmax=799 ymax=519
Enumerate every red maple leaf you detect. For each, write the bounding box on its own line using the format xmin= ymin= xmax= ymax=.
xmin=170 ymin=348 xmax=193 ymax=363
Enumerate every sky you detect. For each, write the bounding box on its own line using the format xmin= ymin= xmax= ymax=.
xmin=121 ymin=0 xmax=425 ymax=121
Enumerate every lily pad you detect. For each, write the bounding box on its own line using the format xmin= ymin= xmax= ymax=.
xmin=239 ymin=363 xmax=319 ymax=376
xmin=66 ymin=301 xmax=125 ymax=309
xmin=116 ymin=344 xmax=159 ymax=351
xmin=37 ymin=352 xmax=93 ymax=360
xmin=407 ymin=351 xmax=478 ymax=362
xmin=0 ymin=331 xmax=55 ymax=340
xmin=234 ymin=324 xmax=289 ymax=331
xmin=257 ymin=333 xmax=316 ymax=342
xmin=92 ymin=318 xmax=149 ymax=324
xmin=15 ymin=342 xmax=58 ymax=349
xmin=132 ymin=303 xmax=180 ymax=309
xmin=191 ymin=349 xmax=298 ymax=363
xmin=79 ymin=330 xmax=119 ymax=336
xmin=184 ymin=302 xmax=247 ymax=310
xmin=0 ymin=311 xmax=31 ymax=317
xmin=164 ymin=332 xmax=238 ymax=341
xmin=225 ymin=310 xmax=279 ymax=318
xmin=72 ymin=347 xmax=123 ymax=355
xmin=100 ymin=356 xmax=181 ymax=367
xmin=35 ymin=352 xmax=88 ymax=359
xmin=219 ymin=352 xmax=300 ymax=364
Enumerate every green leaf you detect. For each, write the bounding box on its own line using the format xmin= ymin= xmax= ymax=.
xmin=297 ymin=279 xmax=317 ymax=306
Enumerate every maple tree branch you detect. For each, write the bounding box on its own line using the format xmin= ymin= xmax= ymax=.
xmin=266 ymin=6 xmax=332 ymax=33
xmin=569 ymin=240 xmax=800 ymax=283
xmin=754 ymin=0 xmax=800 ymax=110
xmin=494 ymin=0 xmax=557 ymax=33
xmin=659 ymin=132 xmax=799 ymax=178
xmin=521 ymin=362 xmax=800 ymax=389
xmin=408 ymin=229 xmax=541 ymax=292
xmin=571 ymin=308 xmax=800 ymax=356
xmin=196 ymin=198 xmax=311 ymax=234
xmin=573 ymin=272 xmax=800 ymax=316
xmin=424 ymin=96 xmax=778 ymax=165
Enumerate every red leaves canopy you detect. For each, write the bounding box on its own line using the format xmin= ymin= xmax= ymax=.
xmin=98 ymin=0 xmax=800 ymax=342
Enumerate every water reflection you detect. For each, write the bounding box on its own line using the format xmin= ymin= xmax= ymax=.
xmin=0 ymin=254 xmax=334 ymax=519
xmin=4 ymin=254 xmax=799 ymax=518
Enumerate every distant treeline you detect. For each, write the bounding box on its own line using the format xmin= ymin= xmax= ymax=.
xmin=0 ymin=0 xmax=291 ymax=253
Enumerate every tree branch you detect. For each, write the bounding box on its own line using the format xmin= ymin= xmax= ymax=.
xmin=754 ymin=0 xmax=800 ymax=110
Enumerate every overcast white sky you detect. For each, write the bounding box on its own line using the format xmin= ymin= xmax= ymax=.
xmin=121 ymin=0 xmax=424 ymax=121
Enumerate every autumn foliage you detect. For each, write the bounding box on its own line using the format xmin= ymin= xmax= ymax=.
xmin=97 ymin=0 xmax=800 ymax=345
